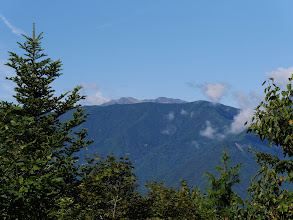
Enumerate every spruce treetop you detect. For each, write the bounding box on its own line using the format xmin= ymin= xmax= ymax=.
xmin=5 ymin=24 xmax=84 ymax=117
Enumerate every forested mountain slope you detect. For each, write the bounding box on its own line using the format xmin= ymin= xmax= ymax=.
xmin=61 ymin=100 xmax=281 ymax=197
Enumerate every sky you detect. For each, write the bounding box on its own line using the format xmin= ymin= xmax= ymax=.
xmin=1 ymin=0 xmax=293 ymax=114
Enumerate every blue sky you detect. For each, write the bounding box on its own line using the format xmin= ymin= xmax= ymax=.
xmin=1 ymin=0 xmax=293 ymax=112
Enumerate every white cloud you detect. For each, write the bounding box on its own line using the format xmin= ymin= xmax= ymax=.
xmin=0 ymin=14 xmax=25 ymax=36
xmin=265 ymin=67 xmax=293 ymax=89
xmin=161 ymin=112 xmax=176 ymax=134
xmin=79 ymin=82 xmax=110 ymax=105
xmin=200 ymin=91 xmax=257 ymax=137
xmin=200 ymin=121 xmax=216 ymax=139
xmin=226 ymin=92 xmax=256 ymax=134
xmin=180 ymin=109 xmax=188 ymax=115
xmin=187 ymin=81 xmax=229 ymax=102
xmin=235 ymin=92 xmax=253 ymax=109
xmin=161 ymin=124 xmax=177 ymax=135
xmin=228 ymin=107 xmax=254 ymax=134
xmin=80 ymin=82 xmax=99 ymax=90
xmin=83 ymin=92 xmax=110 ymax=105
xmin=168 ymin=112 xmax=174 ymax=121
xmin=191 ymin=140 xmax=200 ymax=149
xmin=249 ymin=91 xmax=264 ymax=102
xmin=202 ymin=83 xmax=230 ymax=102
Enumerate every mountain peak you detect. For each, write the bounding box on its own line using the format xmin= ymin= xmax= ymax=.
xmin=101 ymin=97 xmax=187 ymax=106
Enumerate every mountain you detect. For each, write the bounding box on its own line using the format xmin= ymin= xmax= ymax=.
xmin=101 ymin=97 xmax=187 ymax=106
xmin=61 ymin=100 xmax=281 ymax=197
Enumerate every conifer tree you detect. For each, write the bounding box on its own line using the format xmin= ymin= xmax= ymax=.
xmin=0 ymin=25 xmax=93 ymax=219
xmin=204 ymin=147 xmax=242 ymax=219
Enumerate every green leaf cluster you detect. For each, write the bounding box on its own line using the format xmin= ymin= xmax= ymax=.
xmin=239 ymin=151 xmax=293 ymax=219
xmin=145 ymin=179 xmax=205 ymax=219
xmin=237 ymin=72 xmax=293 ymax=219
xmin=247 ymin=75 xmax=293 ymax=156
xmin=204 ymin=147 xmax=243 ymax=219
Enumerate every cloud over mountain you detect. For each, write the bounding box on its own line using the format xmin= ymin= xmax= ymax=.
xmin=227 ymin=92 xmax=257 ymax=134
xmin=187 ymin=81 xmax=230 ymax=103
xmin=80 ymin=82 xmax=110 ymax=105
xmin=80 ymin=82 xmax=99 ymax=90
xmin=84 ymin=92 xmax=110 ymax=105
xmin=180 ymin=109 xmax=188 ymax=115
xmin=265 ymin=66 xmax=293 ymax=89
xmin=201 ymin=83 xmax=230 ymax=103
xmin=200 ymin=121 xmax=225 ymax=139
xmin=161 ymin=124 xmax=177 ymax=135
xmin=200 ymin=121 xmax=216 ymax=138
xmin=168 ymin=112 xmax=175 ymax=121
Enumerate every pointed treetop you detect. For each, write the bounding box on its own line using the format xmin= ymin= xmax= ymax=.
xmin=33 ymin=23 xmax=35 ymax=42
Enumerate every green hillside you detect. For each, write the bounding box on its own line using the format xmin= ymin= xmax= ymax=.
xmin=61 ymin=101 xmax=281 ymax=197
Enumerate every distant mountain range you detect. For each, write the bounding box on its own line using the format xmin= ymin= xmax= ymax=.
xmin=61 ymin=99 xmax=281 ymax=198
xmin=101 ymin=97 xmax=187 ymax=106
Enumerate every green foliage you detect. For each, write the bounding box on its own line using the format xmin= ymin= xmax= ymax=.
xmin=145 ymin=179 xmax=207 ymax=219
xmin=144 ymin=148 xmax=244 ymax=220
xmin=204 ymin=147 xmax=243 ymax=219
xmin=49 ymin=153 xmax=146 ymax=219
xmin=243 ymin=72 xmax=293 ymax=219
xmin=238 ymin=151 xmax=293 ymax=219
xmin=80 ymin=154 xmax=143 ymax=219
xmin=0 ymin=26 xmax=93 ymax=218
xmin=247 ymin=75 xmax=293 ymax=157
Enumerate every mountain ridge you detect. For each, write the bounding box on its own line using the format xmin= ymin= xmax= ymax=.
xmin=101 ymin=97 xmax=187 ymax=106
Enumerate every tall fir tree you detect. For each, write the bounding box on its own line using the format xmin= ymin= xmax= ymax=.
xmin=0 ymin=25 xmax=93 ymax=219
